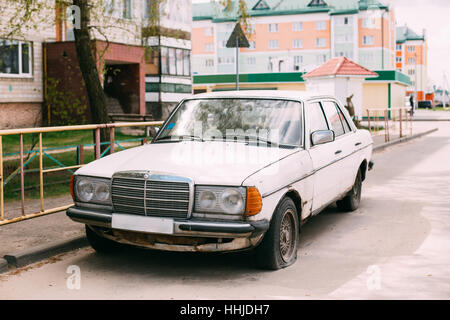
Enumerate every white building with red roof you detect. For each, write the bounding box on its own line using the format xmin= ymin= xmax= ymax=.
xmin=304 ymin=57 xmax=378 ymax=118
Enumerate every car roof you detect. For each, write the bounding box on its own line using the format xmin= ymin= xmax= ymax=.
xmin=191 ymin=90 xmax=336 ymax=102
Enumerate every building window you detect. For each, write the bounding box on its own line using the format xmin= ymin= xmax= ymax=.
xmin=396 ymin=56 xmax=402 ymax=63
xmin=248 ymin=41 xmax=256 ymax=50
xmin=396 ymin=44 xmax=402 ymax=51
xmin=408 ymin=46 xmax=416 ymax=52
xmin=408 ymin=69 xmax=415 ymax=75
xmin=268 ymin=23 xmax=278 ymax=32
xmin=219 ymin=40 xmax=227 ymax=49
xmin=218 ymin=56 xmax=235 ymax=64
xmin=160 ymin=47 xmax=169 ymax=74
xmin=205 ymin=59 xmax=214 ymax=67
xmin=204 ymin=43 xmax=214 ymax=52
xmin=123 ymin=0 xmax=132 ymax=19
xmin=316 ymin=21 xmax=326 ymax=30
xmin=408 ymin=57 xmax=416 ymax=64
xmin=269 ymin=40 xmax=278 ymax=49
xmin=363 ymin=35 xmax=374 ymax=45
xmin=336 ymin=34 xmax=352 ymax=43
xmin=0 ymin=39 xmax=33 ymax=77
xmin=316 ymin=38 xmax=326 ymax=47
xmin=335 ymin=16 xmax=352 ymax=26
xmin=204 ymin=27 xmax=213 ymax=36
xmin=293 ymin=22 xmax=303 ymax=32
xmin=294 ymin=55 xmax=303 ymax=70
xmin=105 ymin=0 xmax=115 ymax=16
xmin=247 ymin=57 xmax=256 ymax=65
xmin=293 ymin=39 xmax=303 ymax=49
xmin=362 ymin=18 xmax=374 ymax=28
xmin=183 ymin=51 xmax=191 ymax=76
xmin=176 ymin=49 xmax=184 ymax=76
xmin=316 ymin=54 xmax=327 ymax=64
xmin=160 ymin=47 xmax=191 ymax=76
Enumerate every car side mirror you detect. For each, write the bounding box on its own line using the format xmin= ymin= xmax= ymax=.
xmin=154 ymin=126 xmax=160 ymax=135
xmin=311 ymin=130 xmax=335 ymax=146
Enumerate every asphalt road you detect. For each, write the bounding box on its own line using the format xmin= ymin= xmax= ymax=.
xmin=1 ymin=122 xmax=449 ymax=300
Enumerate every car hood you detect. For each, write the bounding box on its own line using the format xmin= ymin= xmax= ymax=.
xmin=75 ymin=141 xmax=298 ymax=185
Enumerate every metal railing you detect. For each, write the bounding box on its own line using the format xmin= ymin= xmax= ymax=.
xmin=365 ymin=107 xmax=413 ymax=142
xmin=0 ymin=121 xmax=163 ymax=226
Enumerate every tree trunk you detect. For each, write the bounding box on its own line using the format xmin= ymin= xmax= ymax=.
xmin=72 ymin=0 xmax=110 ymax=149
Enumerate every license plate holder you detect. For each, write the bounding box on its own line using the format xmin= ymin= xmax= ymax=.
xmin=112 ymin=214 xmax=174 ymax=235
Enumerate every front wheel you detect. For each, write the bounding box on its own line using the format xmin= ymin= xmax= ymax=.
xmin=337 ymin=169 xmax=362 ymax=212
xmin=255 ymin=197 xmax=299 ymax=270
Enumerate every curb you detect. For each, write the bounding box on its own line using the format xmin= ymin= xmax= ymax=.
xmin=373 ymin=128 xmax=439 ymax=153
xmin=2 ymin=236 xmax=88 ymax=271
xmin=0 ymin=258 xmax=8 ymax=273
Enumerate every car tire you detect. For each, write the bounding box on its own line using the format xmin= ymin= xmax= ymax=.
xmin=337 ymin=169 xmax=362 ymax=212
xmin=85 ymin=225 xmax=122 ymax=254
xmin=255 ymin=197 xmax=299 ymax=270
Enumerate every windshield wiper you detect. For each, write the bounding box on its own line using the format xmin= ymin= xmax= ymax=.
xmin=154 ymin=135 xmax=204 ymax=143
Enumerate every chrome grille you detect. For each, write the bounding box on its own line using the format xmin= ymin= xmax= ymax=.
xmin=111 ymin=175 xmax=191 ymax=218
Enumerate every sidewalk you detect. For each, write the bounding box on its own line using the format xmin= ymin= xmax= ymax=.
xmin=0 ymin=121 xmax=440 ymax=271
xmin=412 ymin=109 xmax=450 ymax=121
xmin=369 ymin=121 xmax=439 ymax=147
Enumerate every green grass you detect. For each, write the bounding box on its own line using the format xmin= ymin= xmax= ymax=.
xmin=432 ymin=107 xmax=450 ymax=111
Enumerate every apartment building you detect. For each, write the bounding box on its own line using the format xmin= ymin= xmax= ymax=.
xmin=0 ymin=0 xmax=192 ymax=128
xmin=0 ymin=1 xmax=55 ymax=129
xmin=192 ymin=0 xmax=396 ymax=76
xmin=395 ymin=25 xmax=427 ymax=101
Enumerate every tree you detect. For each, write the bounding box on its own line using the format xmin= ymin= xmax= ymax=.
xmin=0 ymin=0 xmax=166 ymax=149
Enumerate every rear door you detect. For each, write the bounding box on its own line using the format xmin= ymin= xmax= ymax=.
xmin=321 ymin=100 xmax=357 ymax=193
xmin=306 ymin=100 xmax=342 ymax=213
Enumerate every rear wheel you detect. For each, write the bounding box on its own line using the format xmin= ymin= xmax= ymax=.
xmin=255 ymin=197 xmax=299 ymax=270
xmin=85 ymin=225 xmax=122 ymax=254
xmin=337 ymin=169 xmax=362 ymax=212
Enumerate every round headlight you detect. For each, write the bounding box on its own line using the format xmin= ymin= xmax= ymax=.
xmin=220 ymin=188 xmax=244 ymax=214
xmin=94 ymin=182 xmax=110 ymax=202
xmin=76 ymin=179 xmax=94 ymax=202
xmin=198 ymin=190 xmax=216 ymax=209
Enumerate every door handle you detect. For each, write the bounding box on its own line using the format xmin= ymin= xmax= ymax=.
xmin=355 ymin=142 xmax=362 ymax=146
xmin=335 ymin=150 xmax=342 ymax=155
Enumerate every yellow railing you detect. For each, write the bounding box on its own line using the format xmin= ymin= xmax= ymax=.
xmin=365 ymin=107 xmax=413 ymax=142
xmin=0 ymin=121 xmax=163 ymax=226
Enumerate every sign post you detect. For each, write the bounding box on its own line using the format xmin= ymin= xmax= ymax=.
xmin=226 ymin=23 xmax=250 ymax=91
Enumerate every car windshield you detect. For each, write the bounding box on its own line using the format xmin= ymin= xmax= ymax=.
xmin=155 ymin=98 xmax=303 ymax=147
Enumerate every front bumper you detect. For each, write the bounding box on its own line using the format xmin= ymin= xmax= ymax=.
xmin=67 ymin=207 xmax=269 ymax=250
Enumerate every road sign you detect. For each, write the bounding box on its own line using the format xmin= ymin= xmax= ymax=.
xmin=226 ymin=23 xmax=250 ymax=48
xmin=226 ymin=23 xmax=249 ymax=90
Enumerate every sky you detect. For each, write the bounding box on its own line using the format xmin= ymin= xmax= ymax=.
xmin=192 ymin=0 xmax=450 ymax=89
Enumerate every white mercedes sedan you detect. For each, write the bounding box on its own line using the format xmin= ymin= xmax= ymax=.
xmin=67 ymin=91 xmax=374 ymax=270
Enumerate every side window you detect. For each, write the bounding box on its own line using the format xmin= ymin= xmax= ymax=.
xmin=307 ymin=102 xmax=329 ymax=135
xmin=336 ymin=103 xmax=352 ymax=133
xmin=321 ymin=101 xmax=345 ymax=137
